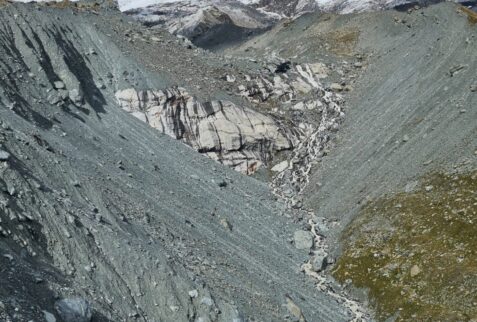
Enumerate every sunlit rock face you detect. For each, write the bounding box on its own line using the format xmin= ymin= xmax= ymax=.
xmin=116 ymin=87 xmax=294 ymax=174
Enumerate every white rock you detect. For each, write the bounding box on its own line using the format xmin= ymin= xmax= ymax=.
xmin=68 ymin=89 xmax=83 ymax=104
xmin=188 ymin=290 xmax=198 ymax=298
xmin=43 ymin=311 xmax=57 ymax=322
xmin=293 ymin=230 xmax=314 ymax=250
xmin=55 ymin=298 xmax=92 ymax=322
xmin=330 ymin=83 xmax=343 ymax=92
xmin=291 ymin=102 xmax=306 ymax=111
xmin=225 ymin=75 xmax=236 ymax=83
xmin=309 ymin=62 xmax=329 ymax=78
xmin=200 ymin=297 xmax=214 ymax=307
xmin=0 ymin=149 xmax=10 ymax=161
xmin=311 ymin=249 xmax=328 ymax=272
xmin=271 ymin=161 xmax=289 ymax=173
xmin=54 ymin=81 xmax=65 ymax=89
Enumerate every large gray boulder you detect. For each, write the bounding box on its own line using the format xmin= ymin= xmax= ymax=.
xmin=0 ymin=149 xmax=10 ymax=161
xmin=293 ymin=230 xmax=314 ymax=250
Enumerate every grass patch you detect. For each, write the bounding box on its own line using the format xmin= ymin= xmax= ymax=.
xmin=326 ymin=29 xmax=359 ymax=56
xmin=44 ymin=0 xmax=73 ymax=9
xmin=458 ymin=6 xmax=477 ymax=25
xmin=333 ymin=171 xmax=477 ymax=321
xmin=0 ymin=0 xmax=10 ymax=8
xmin=43 ymin=0 xmax=101 ymax=11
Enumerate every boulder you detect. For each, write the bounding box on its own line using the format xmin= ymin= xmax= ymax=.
xmin=311 ymin=249 xmax=328 ymax=272
xmin=43 ymin=310 xmax=57 ymax=322
xmin=54 ymin=81 xmax=65 ymax=89
xmin=68 ymin=89 xmax=84 ymax=104
xmin=309 ymin=62 xmax=329 ymax=78
xmin=293 ymin=230 xmax=314 ymax=250
xmin=0 ymin=149 xmax=10 ymax=161
xmin=330 ymin=83 xmax=343 ymax=92
xmin=271 ymin=161 xmax=289 ymax=173
xmin=54 ymin=298 xmax=92 ymax=322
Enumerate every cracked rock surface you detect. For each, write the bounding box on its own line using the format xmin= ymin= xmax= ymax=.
xmin=115 ymin=87 xmax=294 ymax=174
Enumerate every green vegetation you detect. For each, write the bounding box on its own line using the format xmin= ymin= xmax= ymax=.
xmin=333 ymin=171 xmax=477 ymax=321
xmin=326 ymin=28 xmax=359 ymax=56
xmin=0 ymin=0 xmax=10 ymax=8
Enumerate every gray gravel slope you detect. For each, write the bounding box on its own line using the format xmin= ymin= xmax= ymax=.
xmin=0 ymin=3 xmax=351 ymax=321
xmin=304 ymin=3 xmax=477 ymax=244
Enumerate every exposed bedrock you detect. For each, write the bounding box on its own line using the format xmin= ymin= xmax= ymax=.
xmin=115 ymin=87 xmax=296 ymax=174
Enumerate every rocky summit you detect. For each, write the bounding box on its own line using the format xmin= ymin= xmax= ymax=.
xmin=0 ymin=0 xmax=476 ymax=322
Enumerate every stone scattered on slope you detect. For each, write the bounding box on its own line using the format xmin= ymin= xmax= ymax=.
xmin=311 ymin=249 xmax=328 ymax=272
xmin=285 ymin=295 xmax=307 ymax=322
xmin=271 ymin=160 xmax=289 ymax=172
xmin=294 ymin=230 xmax=314 ymax=250
xmin=43 ymin=311 xmax=57 ymax=322
xmin=0 ymin=149 xmax=10 ymax=161
xmin=410 ymin=265 xmax=421 ymax=277
xmin=54 ymin=81 xmax=65 ymax=90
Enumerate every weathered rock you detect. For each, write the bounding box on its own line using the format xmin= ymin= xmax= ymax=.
xmin=224 ymin=75 xmax=236 ymax=83
xmin=68 ymin=89 xmax=84 ymax=104
xmin=410 ymin=265 xmax=421 ymax=277
xmin=220 ymin=218 xmax=233 ymax=231
xmin=0 ymin=149 xmax=10 ymax=161
xmin=54 ymin=298 xmax=92 ymax=322
xmin=43 ymin=310 xmax=57 ymax=322
xmin=116 ymin=87 xmax=294 ymax=174
xmin=285 ymin=295 xmax=306 ymax=322
xmin=309 ymin=62 xmax=329 ymax=78
xmin=293 ymin=230 xmax=314 ymax=250
xmin=271 ymin=161 xmax=288 ymax=173
xmin=54 ymin=81 xmax=65 ymax=89
xmin=311 ymin=249 xmax=328 ymax=272
xmin=329 ymin=83 xmax=343 ymax=92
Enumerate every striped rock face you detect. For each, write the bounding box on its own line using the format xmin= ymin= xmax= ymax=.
xmin=116 ymin=87 xmax=295 ymax=174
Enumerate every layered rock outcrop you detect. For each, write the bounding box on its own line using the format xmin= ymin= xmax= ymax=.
xmin=116 ymin=87 xmax=295 ymax=174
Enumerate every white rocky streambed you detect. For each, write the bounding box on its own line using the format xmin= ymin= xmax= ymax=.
xmin=260 ymin=62 xmax=369 ymax=321
xmin=115 ymin=60 xmax=368 ymax=320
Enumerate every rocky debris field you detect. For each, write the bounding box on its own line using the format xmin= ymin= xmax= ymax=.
xmin=225 ymin=1 xmax=477 ymax=321
xmin=0 ymin=0 xmax=476 ymax=321
xmin=0 ymin=2 xmax=368 ymax=321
